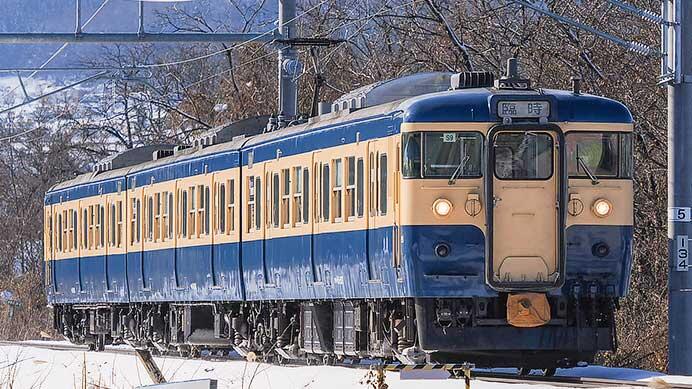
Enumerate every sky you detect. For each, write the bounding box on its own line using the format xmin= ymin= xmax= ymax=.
xmin=0 ymin=0 xmax=275 ymax=105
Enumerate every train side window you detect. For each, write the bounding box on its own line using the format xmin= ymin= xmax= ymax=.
xmin=303 ymin=168 xmax=310 ymax=224
xmin=181 ymin=190 xmax=188 ymax=237
xmin=110 ymin=203 xmax=116 ymax=247
xmin=346 ymin=157 xmax=356 ymax=220
xmin=136 ymin=199 xmax=141 ymax=243
xmin=379 ymin=153 xmax=388 ymax=215
xmin=293 ymin=167 xmax=303 ymax=226
xmin=322 ymin=163 xmax=330 ymax=222
xmin=356 ymin=158 xmax=364 ymax=217
xmin=272 ymin=173 xmax=280 ymax=228
xmin=100 ymin=205 xmax=105 ymax=248
xmin=204 ymin=186 xmax=211 ymax=236
xmin=255 ymin=176 xmax=262 ymax=230
xmin=282 ymin=168 xmax=290 ymax=228
xmin=47 ymin=211 xmax=53 ymax=256
xmin=167 ymin=193 xmax=173 ymax=239
xmin=218 ymin=182 xmax=226 ymax=234
xmin=229 ymin=179 xmax=235 ymax=232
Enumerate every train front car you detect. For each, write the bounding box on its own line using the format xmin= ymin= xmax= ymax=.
xmin=400 ymin=68 xmax=633 ymax=369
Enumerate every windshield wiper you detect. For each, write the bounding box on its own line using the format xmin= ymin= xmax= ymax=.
xmin=577 ymin=155 xmax=600 ymax=185
xmin=448 ymin=155 xmax=470 ymax=185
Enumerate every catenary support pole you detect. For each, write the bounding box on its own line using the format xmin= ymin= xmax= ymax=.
xmin=668 ymin=0 xmax=692 ymax=375
xmin=278 ymin=0 xmax=300 ymax=121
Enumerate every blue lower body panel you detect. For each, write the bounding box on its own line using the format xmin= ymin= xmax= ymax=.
xmin=46 ymin=224 xmax=633 ymax=305
xmin=47 ymin=254 xmax=128 ymax=304
xmin=128 ymin=243 xmax=243 ymax=303
xmin=242 ymin=226 xmax=411 ymax=301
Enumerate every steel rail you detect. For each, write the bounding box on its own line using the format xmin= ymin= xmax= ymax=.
xmin=0 ymin=340 xmax=685 ymax=388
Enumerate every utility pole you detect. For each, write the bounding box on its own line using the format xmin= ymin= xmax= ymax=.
xmin=667 ymin=0 xmax=692 ymax=375
xmin=277 ymin=0 xmax=301 ymax=122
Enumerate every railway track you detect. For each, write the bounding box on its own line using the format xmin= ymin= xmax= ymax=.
xmin=0 ymin=340 xmax=684 ymax=388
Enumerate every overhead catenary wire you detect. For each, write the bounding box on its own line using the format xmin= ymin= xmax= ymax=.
xmin=136 ymin=0 xmax=330 ymax=70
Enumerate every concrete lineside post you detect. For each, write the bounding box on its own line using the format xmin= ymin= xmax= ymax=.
xmin=668 ymin=0 xmax=692 ymax=375
xmin=278 ymin=0 xmax=300 ymax=121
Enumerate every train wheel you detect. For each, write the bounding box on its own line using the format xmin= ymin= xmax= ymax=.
xmin=517 ymin=367 xmax=531 ymax=376
xmin=542 ymin=368 xmax=556 ymax=377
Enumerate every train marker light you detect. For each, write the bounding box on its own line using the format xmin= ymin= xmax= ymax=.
xmin=592 ymin=198 xmax=612 ymax=218
xmin=433 ymin=198 xmax=453 ymax=217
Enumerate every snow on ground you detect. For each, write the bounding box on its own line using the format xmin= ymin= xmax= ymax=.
xmin=0 ymin=341 xmax=683 ymax=389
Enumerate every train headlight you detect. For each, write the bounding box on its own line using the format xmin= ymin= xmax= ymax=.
xmin=433 ymin=198 xmax=453 ymax=217
xmin=592 ymin=198 xmax=612 ymax=218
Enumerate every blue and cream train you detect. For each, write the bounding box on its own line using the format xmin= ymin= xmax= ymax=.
xmin=44 ymin=67 xmax=634 ymax=370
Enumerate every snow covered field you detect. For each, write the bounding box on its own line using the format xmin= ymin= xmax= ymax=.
xmin=0 ymin=341 xmax=685 ymax=389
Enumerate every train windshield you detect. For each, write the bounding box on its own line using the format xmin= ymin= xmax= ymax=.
xmin=402 ymin=132 xmax=482 ymax=178
xmin=566 ymin=132 xmax=632 ymax=179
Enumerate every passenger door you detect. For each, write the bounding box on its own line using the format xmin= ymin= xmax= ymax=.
xmin=487 ymin=127 xmax=565 ymax=290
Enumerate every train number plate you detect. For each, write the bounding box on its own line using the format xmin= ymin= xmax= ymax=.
xmin=498 ymin=101 xmax=550 ymax=119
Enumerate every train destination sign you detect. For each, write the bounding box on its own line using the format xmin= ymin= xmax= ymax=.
xmin=498 ymin=100 xmax=550 ymax=119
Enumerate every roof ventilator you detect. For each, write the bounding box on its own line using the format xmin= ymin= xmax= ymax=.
xmin=450 ymin=71 xmax=495 ymax=89
xmin=92 ymin=144 xmax=176 ymax=175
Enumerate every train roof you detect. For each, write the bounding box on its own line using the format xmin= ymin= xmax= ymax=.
xmin=47 ymin=72 xmax=633 ymax=200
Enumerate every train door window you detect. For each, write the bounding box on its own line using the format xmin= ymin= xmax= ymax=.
xmin=247 ymin=176 xmax=255 ymax=232
xmin=130 ymin=199 xmax=137 ymax=244
xmin=161 ymin=192 xmax=168 ymax=241
xmin=302 ymin=168 xmax=310 ymax=224
xmin=167 ymin=193 xmax=174 ymax=239
xmin=82 ymin=208 xmax=88 ymax=249
xmin=333 ymin=159 xmax=343 ymax=222
xmin=47 ymin=211 xmax=53 ymax=256
xmin=272 ymin=173 xmax=280 ymax=228
xmin=255 ymin=176 xmax=262 ymax=230
xmin=356 ymin=158 xmax=364 ymax=217
xmin=369 ymin=153 xmax=376 ymax=216
xmin=346 ymin=157 xmax=356 ymax=220
xmin=181 ymin=190 xmax=188 ymax=237
xmin=282 ymin=168 xmax=290 ymax=228
xmin=110 ymin=203 xmax=116 ymax=247
xmin=204 ymin=186 xmax=211 ymax=235
xmin=229 ymin=179 xmax=235 ymax=232
xmin=147 ymin=195 xmax=154 ymax=242
xmin=316 ymin=163 xmax=321 ymax=221
xmin=379 ymin=154 xmax=388 ymax=215
xmin=495 ymin=132 xmax=553 ymax=180
xmin=100 ymin=205 xmax=105 ymax=248
xmin=155 ymin=193 xmax=162 ymax=242
xmin=218 ymin=182 xmax=226 ymax=234
xmin=57 ymin=212 xmax=63 ymax=252
xmin=117 ymin=201 xmax=123 ymax=247
xmin=189 ymin=186 xmax=197 ymax=238
xmin=293 ymin=167 xmax=303 ymax=226
xmin=321 ymin=163 xmax=330 ymax=222
xmin=69 ymin=209 xmax=76 ymax=251
xmin=89 ymin=206 xmax=95 ymax=249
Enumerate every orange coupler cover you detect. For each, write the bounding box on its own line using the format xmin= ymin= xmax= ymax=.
xmin=506 ymin=293 xmax=551 ymax=328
